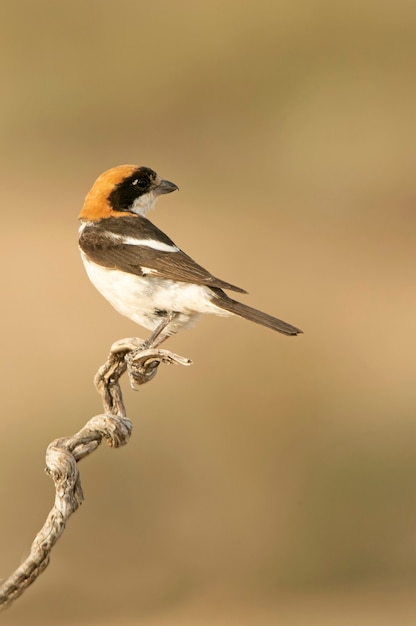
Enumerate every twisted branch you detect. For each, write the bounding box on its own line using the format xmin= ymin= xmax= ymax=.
xmin=0 ymin=338 xmax=191 ymax=610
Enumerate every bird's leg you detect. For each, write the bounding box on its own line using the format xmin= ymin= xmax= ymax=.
xmin=124 ymin=313 xmax=190 ymax=389
xmin=123 ymin=312 xmax=181 ymax=389
xmin=139 ymin=312 xmax=178 ymax=350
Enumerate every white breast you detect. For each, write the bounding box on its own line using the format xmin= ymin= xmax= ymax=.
xmin=80 ymin=253 xmax=232 ymax=332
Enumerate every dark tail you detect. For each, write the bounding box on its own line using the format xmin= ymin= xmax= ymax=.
xmin=216 ymin=297 xmax=303 ymax=336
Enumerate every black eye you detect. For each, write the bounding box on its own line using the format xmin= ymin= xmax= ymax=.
xmin=132 ymin=178 xmax=148 ymax=189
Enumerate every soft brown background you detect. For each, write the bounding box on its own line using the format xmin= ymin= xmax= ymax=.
xmin=1 ymin=1 xmax=416 ymax=624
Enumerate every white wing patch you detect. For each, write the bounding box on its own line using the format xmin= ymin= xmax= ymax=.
xmin=104 ymin=231 xmax=180 ymax=252
xmin=140 ymin=266 xmax=159 ymax=275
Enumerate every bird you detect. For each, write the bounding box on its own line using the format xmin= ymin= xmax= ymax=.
xmin=78 ymin=165 xmax=302 ymax=349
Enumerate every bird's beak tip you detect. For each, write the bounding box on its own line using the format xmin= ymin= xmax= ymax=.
xmin=156 ymin=179 xmax=179 ymax=195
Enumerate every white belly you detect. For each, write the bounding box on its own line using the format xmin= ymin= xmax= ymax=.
xmin=80 ymin=254 xmax=231 ymax=331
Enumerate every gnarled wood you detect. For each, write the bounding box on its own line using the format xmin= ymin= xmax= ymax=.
xmin=0 ymin=339 xmax=191 ymax=610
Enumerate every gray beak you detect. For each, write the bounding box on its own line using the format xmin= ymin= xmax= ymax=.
xmin=155 ymin=179 xmax=179 ymax=195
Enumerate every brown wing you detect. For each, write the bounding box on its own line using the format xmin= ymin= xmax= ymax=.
xmin=79 ymin=217 xmax=247 ymax=294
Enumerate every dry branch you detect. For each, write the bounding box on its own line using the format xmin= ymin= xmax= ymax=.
xmin=0 ymin=338 xmax=191 ymax=610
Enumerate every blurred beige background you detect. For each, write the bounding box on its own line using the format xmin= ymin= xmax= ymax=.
xmin=1 ymin=1 xmax=416 ymax=624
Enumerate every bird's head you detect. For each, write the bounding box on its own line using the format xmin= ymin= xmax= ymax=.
xmin=79 ymin=165 xmax=178 ymax=221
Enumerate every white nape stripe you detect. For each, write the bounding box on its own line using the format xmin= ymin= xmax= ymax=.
xmin=78 ymin=221 xmax=93 ymax=234
xmin=105 ymin=232 xmax=179 ymax=253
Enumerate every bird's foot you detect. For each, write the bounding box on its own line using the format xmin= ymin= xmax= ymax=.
xmin=125 ymin=344 xmax=192 ymax=390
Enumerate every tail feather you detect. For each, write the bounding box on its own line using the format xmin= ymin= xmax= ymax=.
xmin=216 ymin=297 xmax=302 ymax=336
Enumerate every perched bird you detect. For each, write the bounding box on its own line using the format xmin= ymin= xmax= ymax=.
xmin=79 ymin=165 xmax=302 ymax=348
